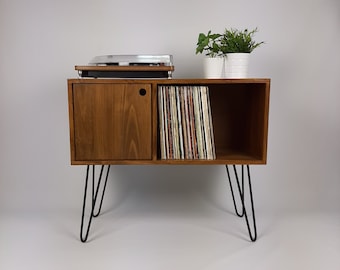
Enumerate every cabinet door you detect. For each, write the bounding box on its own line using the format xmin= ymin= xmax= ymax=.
xmin=72 ymin=83 xmax=152 ymax=161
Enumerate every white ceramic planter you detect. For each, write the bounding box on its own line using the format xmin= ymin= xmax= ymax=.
xmin=203 ymin=57 xmax=225 ymax=78
xmin=225 ymin=53 xmax=250 ymax=78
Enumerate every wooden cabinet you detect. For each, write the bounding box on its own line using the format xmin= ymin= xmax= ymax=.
xmin=68 ymin=78 xmax=270 ymax=243
xmin=68 ymin=79 xmax=270 ymax=165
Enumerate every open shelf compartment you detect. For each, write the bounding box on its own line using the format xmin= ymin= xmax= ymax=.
xmin=155 ymin=80 xmax=270 ymax=164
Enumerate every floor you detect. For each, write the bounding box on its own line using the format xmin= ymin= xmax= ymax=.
xmin=1 ymin=196 xmax=339 ymax=270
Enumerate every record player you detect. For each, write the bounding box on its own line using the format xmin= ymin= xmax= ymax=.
xmin=75 ymin=54 xmax=174 ymax=79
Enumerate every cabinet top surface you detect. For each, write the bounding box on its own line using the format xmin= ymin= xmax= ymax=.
xmin=68 ymin=78 xmax=270 ymax=84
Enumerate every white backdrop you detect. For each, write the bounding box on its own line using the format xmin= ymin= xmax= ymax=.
xmin=0 ymin=0 xmax=339 ymax=220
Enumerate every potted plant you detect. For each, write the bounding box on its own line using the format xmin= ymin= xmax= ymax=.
xmin=196 ymin=31 xmax=225 ymax=78
xmin=220 ymin=28 xmax=264 ymax=78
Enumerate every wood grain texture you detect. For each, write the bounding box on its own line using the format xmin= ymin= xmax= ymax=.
xmin=71 ymin=83 xmax=151 ymax=160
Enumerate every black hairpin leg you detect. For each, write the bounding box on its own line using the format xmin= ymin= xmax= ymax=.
xmin=226 ymin=165 xmax=257 ymax=242
xmin=80 ymin=165 xmax=111 ymax=243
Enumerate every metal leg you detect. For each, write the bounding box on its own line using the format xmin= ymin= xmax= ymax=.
xmin=226 ymin=165 xmax=257 ymax=242
xmin=92 ymin=165 xmax=111 ymax=217
xmin=80 ymin=165 xmax=111 ymax=243
xmin=80 ymin=164 xmax=256 ymax=242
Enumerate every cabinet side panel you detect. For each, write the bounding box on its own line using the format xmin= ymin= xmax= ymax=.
xmin=68 ymin=81 xmax=76 ymax=163
xmin=244 ymin=84 xmax=267 ymax=162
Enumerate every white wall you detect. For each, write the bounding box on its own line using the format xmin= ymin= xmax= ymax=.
xmin=0 ymin=0 xmax=339 ymax=216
